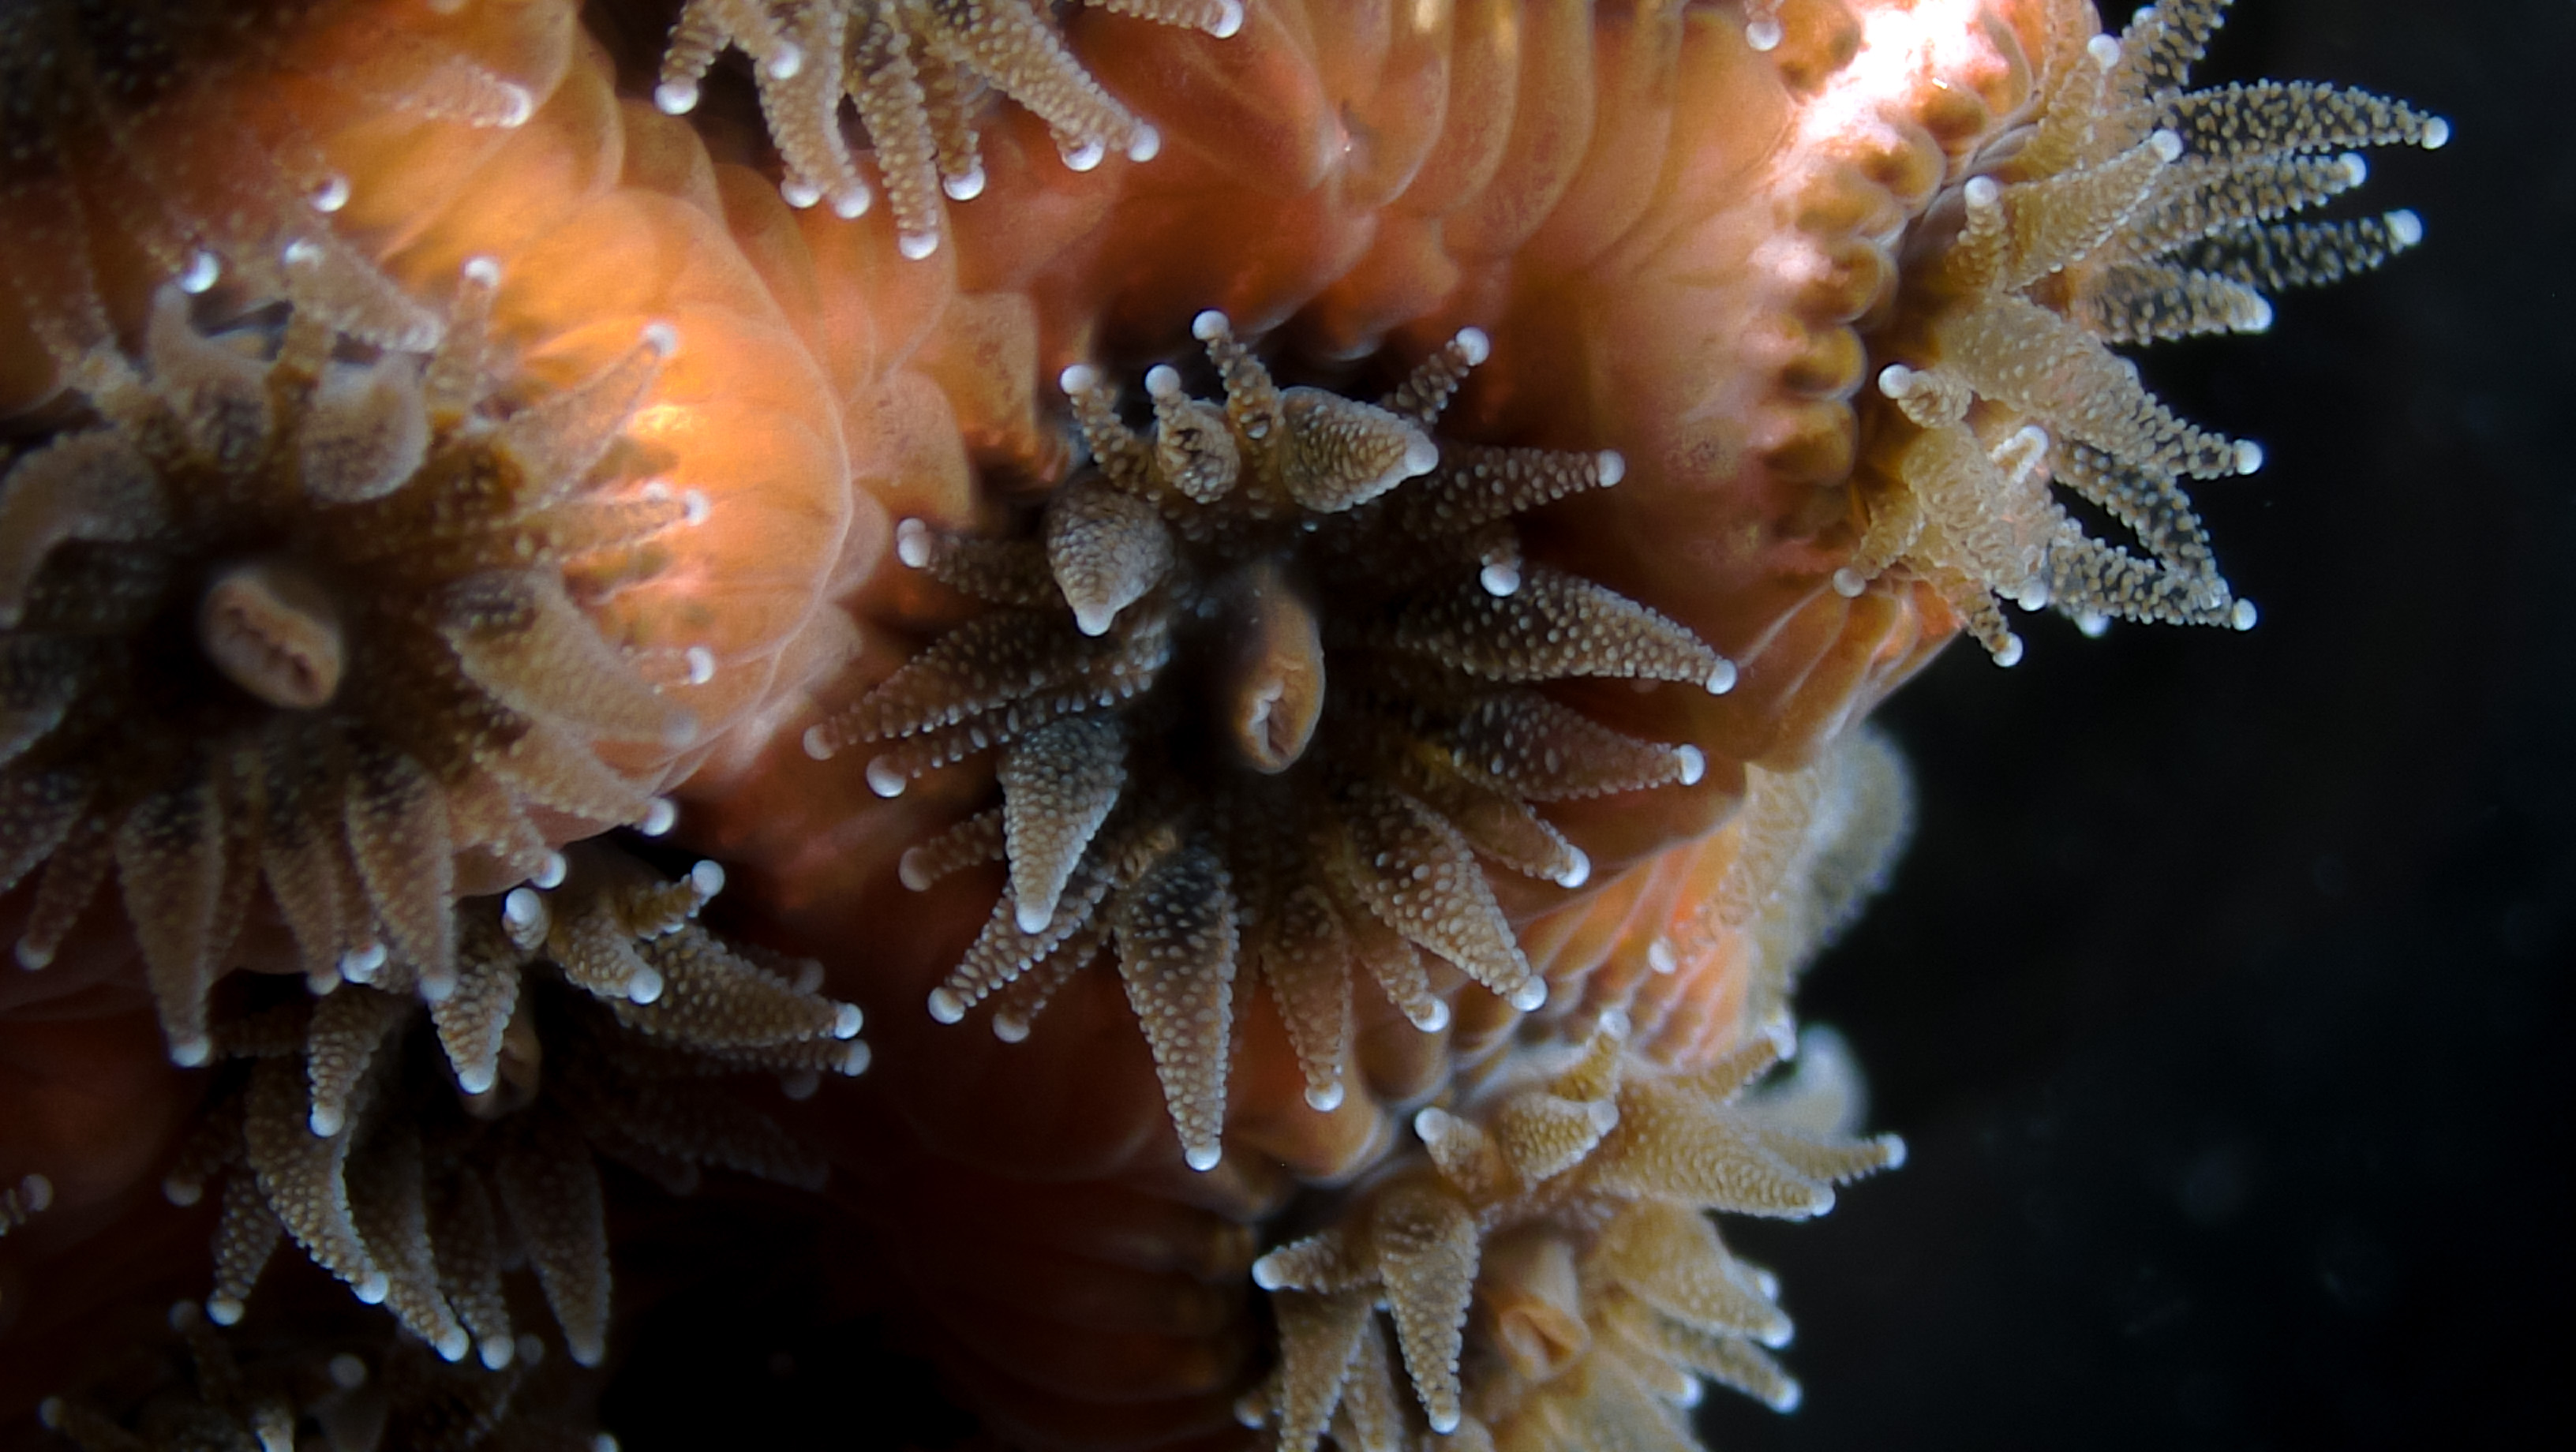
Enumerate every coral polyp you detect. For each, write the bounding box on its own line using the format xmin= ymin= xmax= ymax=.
xmin=1842 ymin=0 xmax=2449 ymax=663
xmin=0 ymin=263 xmax=710 ymax=1065
xmin=162 ymin=849 xmax=863 ymax=1368
xmin=819 ymin=316 xmax=1728 ymax=1170
xmin=1244 ymin=1019 xmax=1900 ymax=1450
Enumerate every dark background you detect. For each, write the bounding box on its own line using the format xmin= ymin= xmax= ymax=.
xmin=1708 ymin=2 xmax=2573 ymax=1449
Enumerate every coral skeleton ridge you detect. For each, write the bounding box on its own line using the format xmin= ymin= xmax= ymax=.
xmin=0 ymin=262 xmax=707 ymax=1065
xmin=830 ymin=316 xmax=1729 ymax=1172
xmin=655 ymin=0 xmax=1244 ymax=256
xmin=155 ymin=851 xmax=862 ymax=1372
xmin=1846 ymin=0 xmax=2447 ymax=664
xmin=1241 ymin=1020 xmax=1901 ymax=1451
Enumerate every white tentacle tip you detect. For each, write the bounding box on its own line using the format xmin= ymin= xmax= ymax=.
xmin=2087 ymin=34 xmax=2122 ymax=68
xmin=803 ymin=724 xmax=837 ymax=761
xmin=839 ymin=1040 xmax=871 ymax=1076
xmin=781 ymin=178 xmax=824 ymax=209
xmin=330 ymin=1353 xmax=371 ymax=1388
xmin=1675 ymin=743 xmax=1706 ymax=786
xmin=1595 ymin=449 xmax=1625 ymax=486
xmin=627 ymin=968 xmax=664 ymax=1005
xmin=1059 ymin=363 xmax=1102 ymax=396
xmin=504 ymin=885 xmax=544 ymax=929
xmin=1508 ymin=979 xmax=1548 ymax=1012
xmin=457 ymin=1062 xmax=498 ymax=1096
xmin=653 ymin=80 xmax=700 ymax=115
xmin=1647 ymin=938 xmax=1677 ymax=975
xmin=992 ymin=1016 xmax=1030 ymax=1044
xmin=640 ymin=321 xmax=680 ymax=358
xmin=353 ymin=1272 xmax=389 ymax=1306
xmin=897 ymin=848 xmax=935 ymax=892
xmin=943 ymin=164 xmax=987 ymax=201
xmin=1061 ymin=137 xmax=1106 ymax=173
xmin=638 ymin=798 xmax=679 ymax=836
xmin=169 ymin=1035 xmax=212 ymax=1068
xmin=492 ymin=84 xmax=534 ymax=129
xmin=865 ymin=758 xmax=908 ymax=798
xmin=2234 ymin=440 xmax=2266 ymax=475
xmin=1428 ymin=1411 xmax=1462 ymax=1435
xmin=1878 ymin=1132 xmax=1909 ymax=1169
xmin=689 ymin=859 xmax=726 ymax=897
xmin=341 ymin=942 xmax=388 ymax=982
xmin=685 ymin=645 xmax=717 ymax=685
xmin=897 ymin=230 xmax=940 ymax=261
xmin=2231 ymin=598 xmax=2260 ymax=631
xmin=1414 ymin=1000 xmax=1451 ymax=1033
xmin=1401 ymin=432 xmax=1440 ymax=478
xmin=832 ymin=1003 xmax=863 ymax=1038
xmin=534 ymin=851 xmax=568 ymax=890
xmin=1184 ymin=1143 xmax=1222 ymax=1172
xmin=1746 ymin=17 xmax=1783 ymax=51
xmin=2149 ymin=129 xmax=2184 ymax=163
xmin=927 ymin=987 xmax=967 ymax=1024
xmin=1127 ymin=124 xmax=1162 ymax=163
xmin=831 ymin=186 xmax=871 ymax=219
xmin=1993 ymin=634 xmax=2025 ymax=668
xmin=462 ymin=255 xmax=504 ymax=286
xmin=1553 ymin=847 xmax=1591 ymax=889
xmin=1015 ymin=897 xmax=1055 ymax=934
xmin=1209 ymin=0 xmax=1245 ymax=38
xmin=1145 ymin=364 xmax=1184 ymax=399
xmin=310 ymin=174 xmax=351 ymax=213
xmin=1304 ymin=1080 xmax=1345 ymax=1112
xmin=479 ymin=1338 xmax=515 ymax=1371
xmin=896 ymin=517 xmax=936 ymax=568
xmin=1706 ymin=658 xmax=1739 ymax=694
xmin=1479 ymin=562 xmax=1522 ymax=598
xmin=2387 ymin=209 xmax=2425 ymax=248
xmin=178 ymin=250 xmax=222 ymax=294
xmin=1454 ymin=326 xmax=1490 ymax=365
xmin=163 ymin=1175 xmax=203 ymax=1206
xmin=2420 ymin=118 xmax=2451 ymax=149
xmin=1191 ymin=309 xmax=1230 ymax=342
xmin=765 ymin=42 xmax=803 ymax=80
xmin=207 ymin=1296 xmax=245 ymax=1326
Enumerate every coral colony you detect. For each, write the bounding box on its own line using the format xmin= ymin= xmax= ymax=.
xmin=0 ymin=2 xmax=2438 ymax=1448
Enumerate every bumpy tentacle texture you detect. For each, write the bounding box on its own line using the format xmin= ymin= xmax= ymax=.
xmin=1642 ymin=724 xmax=1911 ymax=1055
xmin=1240 ymin=1018 xmax=1900 ymax=1450
xmin=653 ymin=0 xmax=1243 ymax=256
xmin=152 ymin=849 xmax=863 ymax=1370
xmin=818 ymin=316 xmax=1732 ymax=1173
xmin=36 ymin=1300 xmax=608 ymax=1452
xmin=0 ymin=266 xmax=716 ymax=1066
xmin=1844 ymin=0 xmax=2447 ymax=664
